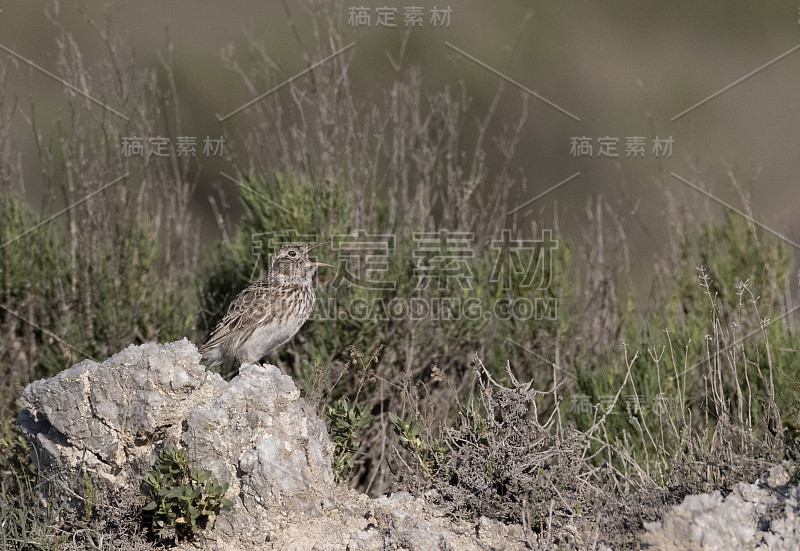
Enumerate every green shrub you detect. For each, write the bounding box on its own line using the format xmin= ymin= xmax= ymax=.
xmin=0 ymin=194 xmax=199 ymax=419
xmin=389 ymin=411 xmax=448 ymax=479
xmin=565 ymin=213 xmax=797 ymax=482
xmin=327 ymin=398 xmax=373 ymax=482
xmin=140 ymin=445 xmax=232 ymax=544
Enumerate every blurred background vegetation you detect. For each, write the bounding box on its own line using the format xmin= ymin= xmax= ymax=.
xmin=1 ymin=1 xmax=800 ymax=547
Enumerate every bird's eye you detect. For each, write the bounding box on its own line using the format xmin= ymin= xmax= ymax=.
xmin=288 ymin=250 xmax=297 ymax=257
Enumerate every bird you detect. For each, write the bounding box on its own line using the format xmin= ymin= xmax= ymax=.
xmin=199 ymin=241 xmax=332 ymax=368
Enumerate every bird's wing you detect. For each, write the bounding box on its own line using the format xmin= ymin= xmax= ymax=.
xmin=199 ymin=283 xmax=270 ymax=352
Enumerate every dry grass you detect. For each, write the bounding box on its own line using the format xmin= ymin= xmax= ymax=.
xmin=0 ymin=5 xmax=200 ymax=420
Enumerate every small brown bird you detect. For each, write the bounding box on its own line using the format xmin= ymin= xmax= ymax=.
xmin=199 ymin=241 xmax=331 ymax=367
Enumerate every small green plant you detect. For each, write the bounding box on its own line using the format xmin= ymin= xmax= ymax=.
xmin=140 ymin=444 xmax=232 ymax=544
xmin=81 ymin=471 xmax=94 ymax=522
xmin=388 ymin=412 xmax=448 ymax=478
xmin=327 ymin=398 xmax=373 ymax=482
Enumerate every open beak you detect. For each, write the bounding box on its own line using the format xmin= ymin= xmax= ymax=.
xmin=307 ymin=240 xmax=333 ymax=267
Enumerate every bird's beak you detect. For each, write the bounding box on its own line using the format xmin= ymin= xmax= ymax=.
xmin=307 ymin=240 xmax=333 ymax=267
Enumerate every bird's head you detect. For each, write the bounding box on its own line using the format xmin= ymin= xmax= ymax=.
xmin=270 ymin=241 xmax=332 ymax=283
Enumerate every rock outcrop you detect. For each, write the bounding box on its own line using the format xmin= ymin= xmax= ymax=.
xmin=17 ymin=339 xmax=523 ymax=550
xmin=641 ymin=465 xmax=800 ymax=550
